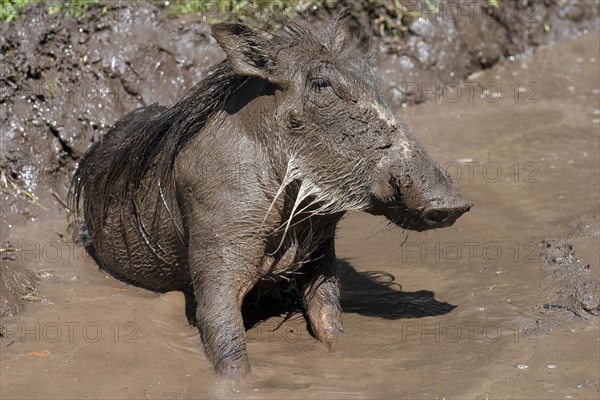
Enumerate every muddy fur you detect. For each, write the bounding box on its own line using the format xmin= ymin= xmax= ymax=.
xmin=70 ymin=10 xmax=469 ymax=377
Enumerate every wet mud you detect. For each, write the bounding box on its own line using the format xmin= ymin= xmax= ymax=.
xmin=369 ymin=0 xmax=599 ymax=106
xmin=1 ymin=2 xmax=599 ymax=399
xmin=539 ymin=238 xmax=599 ymax=319
xmin=0 ymin=244 xmax=38 ymax=316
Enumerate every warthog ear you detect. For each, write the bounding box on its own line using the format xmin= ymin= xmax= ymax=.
xmin=323 ymin=8 xmax=353 ymax=54
xmin=212 ymin=23 xmax=276 ymax=82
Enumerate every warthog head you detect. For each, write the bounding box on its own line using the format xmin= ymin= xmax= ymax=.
xmin=212 ymin=10 xmax=471 ymax=231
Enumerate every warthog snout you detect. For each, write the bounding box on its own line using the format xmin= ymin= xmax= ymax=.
xmin=369 ymin=143 xmax=472 ymax=231
xmin=420 ymin=203 xmax=471 ymax=229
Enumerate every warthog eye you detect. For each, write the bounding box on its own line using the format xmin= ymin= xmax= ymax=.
xmin=310 ymin=77 xmax=331 ymax=92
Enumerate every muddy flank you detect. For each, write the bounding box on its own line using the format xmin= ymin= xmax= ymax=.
xmin=1 ymin=2 xmax=599 ymax=399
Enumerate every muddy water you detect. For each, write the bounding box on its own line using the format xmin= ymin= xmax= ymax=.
xmin=1 ymin=34 xmax=599 ymax=399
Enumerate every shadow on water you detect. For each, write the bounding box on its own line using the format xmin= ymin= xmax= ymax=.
xmin=236 ymin=259 xmax=455 ymax=330
xmin=337 ymin=260 xmax=456 ymax=319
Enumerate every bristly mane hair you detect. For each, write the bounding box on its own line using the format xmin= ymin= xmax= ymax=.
xmin=69 ymin=13 xmax=352 ymax=235
xmin=70 ymin=59 xmax=243 ymax=229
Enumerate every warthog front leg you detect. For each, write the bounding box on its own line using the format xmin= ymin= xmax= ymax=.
xmin=298 ymin=240 xmax=343 ymax=346
xmin=193 ymin=282 xmax=250 ymax=377
xmin=189 ymin=245 xmax=261 ymax=378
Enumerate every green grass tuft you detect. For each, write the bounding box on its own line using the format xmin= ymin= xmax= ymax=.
xmin=0 ymin=169 xmax=47 ymax=210
xmin=1 ymin=0 xmax=100 ymax=21
xmin=1 ymin=0 xmax=32 ymax=22
xmin=486 ymin=0 xmax=500 ymax=9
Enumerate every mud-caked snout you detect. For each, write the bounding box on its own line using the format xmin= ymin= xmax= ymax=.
xmin=368 ymin=147 xmax=472 ymax=231
xmin=417 ymin=199 xmax=472 ymax=230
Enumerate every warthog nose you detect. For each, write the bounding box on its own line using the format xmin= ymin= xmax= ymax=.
xmin=422 ymin=202 xmax=472 ymax=228
xmin=423 ymin=209 xmax=449 ymax=224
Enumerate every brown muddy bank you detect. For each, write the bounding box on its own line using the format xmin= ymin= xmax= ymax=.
xmin=0 ymin=1 xmax=599 ymax=399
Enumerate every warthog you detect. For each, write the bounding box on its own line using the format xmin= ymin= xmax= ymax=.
xmin=70 ymin=10 xmax=471 ymax=377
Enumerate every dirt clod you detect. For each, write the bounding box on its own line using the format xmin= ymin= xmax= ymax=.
xmin=539 ymin=238 xmax=600 ymax=318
